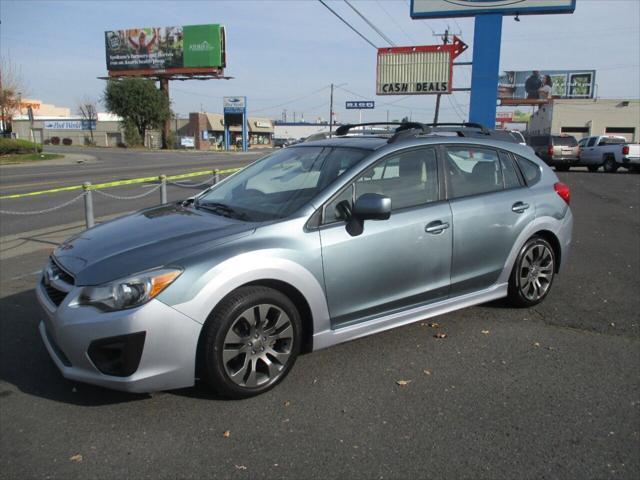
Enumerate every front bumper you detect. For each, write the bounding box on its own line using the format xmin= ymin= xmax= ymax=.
xmin=36 ymin=278 xmax=202 ymax=393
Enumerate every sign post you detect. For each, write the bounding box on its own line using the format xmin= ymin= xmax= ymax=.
xmin=346 ymin=101 xmax=375 ymax=124
xmin=223 ymin=96 xmax=247 ymax=152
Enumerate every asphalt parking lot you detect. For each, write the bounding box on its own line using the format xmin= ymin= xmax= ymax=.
xmin=0 ymin=168 xmax=638 ymax=479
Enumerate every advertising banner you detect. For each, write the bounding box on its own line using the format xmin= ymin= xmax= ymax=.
xmin=105 ymin=24 xmax=225 ymax=75
xmin=499 ymin=70 xmax=596 ymax=100
xmin=411 ymin=0 xmax=576 ymax=18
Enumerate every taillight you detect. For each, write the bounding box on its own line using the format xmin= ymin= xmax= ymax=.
xmin=622 ymin=145 xmax=629 ymax=155
xmin=548 ymin=145 xmax=554 ymax=156
xmin=554 ymin=182 xmax=570 ymax=205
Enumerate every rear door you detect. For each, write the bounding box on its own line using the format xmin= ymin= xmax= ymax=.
xmin=319 ymin=146 xmax=452 ymax=328
xmin=444 ymin=145 xmax=535 ymax=295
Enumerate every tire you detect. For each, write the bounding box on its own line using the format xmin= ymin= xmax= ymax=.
xmin=200 ymin=286 xmax=302 ymax=399
xmin=603 ymin=156 xmax=618 ymax=173
xmin=587 ymin=165 xmax=599 ymax=172
xmin=507 ymin=236 xmax=556 ymax=308
xmin=555 ymin=164 xmax=570 ymax=172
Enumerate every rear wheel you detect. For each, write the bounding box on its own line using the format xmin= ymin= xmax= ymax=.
xmin=603 ymin=156 xmax=618 ymax=173
xmin=555 ymin=165 xmax=570 ymax=172
xmin=200 ymin=286 xmax=302 ymax=398
xmin=587 ymin=165 xmax=599 ymax=172
xmin=507 ymin=236 xmax=556 ymax=308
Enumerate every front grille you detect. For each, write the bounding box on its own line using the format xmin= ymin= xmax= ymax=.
xmin=42 ymin=280 xmax=67 ymax=306
xmin=50 ymin=258 xmax=75 ymax=285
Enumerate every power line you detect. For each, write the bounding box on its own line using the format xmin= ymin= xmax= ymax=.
xmin=403 ymin=0 xmax=435 ymax=35
xmin=248 ymin=85 xmax=331 ymax=114
xmin=318 ymin=0 xmax=378 ymax=49
xmin=375 ymin=0 xmax=417 ymax=44
xmin=344 ymin=0 xmax=396 ymax=46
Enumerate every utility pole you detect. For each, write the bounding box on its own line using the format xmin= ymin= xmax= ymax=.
xmin=433 ymin=29 xmax=450 ymax=125
xmin=329 ymin=83 xmax=334 ymax=134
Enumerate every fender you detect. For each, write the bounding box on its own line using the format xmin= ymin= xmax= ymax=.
xmin=169 ymin=251 xmax=331 ymax=333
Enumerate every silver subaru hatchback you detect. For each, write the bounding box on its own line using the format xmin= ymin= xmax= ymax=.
xmin=37 ymin=124 xmax=573 ymax=398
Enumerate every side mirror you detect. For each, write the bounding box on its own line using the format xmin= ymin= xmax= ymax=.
xmin=353 ymin=193 xmax=391 ymax=221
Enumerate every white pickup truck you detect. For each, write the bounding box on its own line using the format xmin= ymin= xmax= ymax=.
xmin=578 ymin=135 xmax=640 ymax=173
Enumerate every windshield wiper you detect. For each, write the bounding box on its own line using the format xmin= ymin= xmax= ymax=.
xmin=197 ymin=202 xmax=250 ymax=221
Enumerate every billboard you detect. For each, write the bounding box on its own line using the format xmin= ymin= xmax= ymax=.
xmin=499 ymin=70 xmax=596 ymax=100
xmin=376 ymin=39 xmax=467 ymax=96
xmin=410 ymin=0 xmax=576 ymax=18
xmin=105 ymin=24 xmax=225 ymax=75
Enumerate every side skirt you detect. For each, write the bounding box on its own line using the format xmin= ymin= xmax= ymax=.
xmin=312 ymin=283 xmax=508 ymax=351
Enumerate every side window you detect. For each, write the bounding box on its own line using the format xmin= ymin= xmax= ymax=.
xmin=587 ymin=137 xmax=597 ymax=147
xmin=355 ymin=148 xmax=439 ymax=211
xmin=514 ymin=154 xmax=542 ymax=185
xmin=499 ymin=152 xmax=522 ymax=189
xmin=577 ymin=138 xmax=587 ymax=147
xmin=445 ymin=146 xmax=502 ymax=197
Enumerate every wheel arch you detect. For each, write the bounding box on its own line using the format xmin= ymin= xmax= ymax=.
xmin=532 ymin=229 xmax=562 ymax=273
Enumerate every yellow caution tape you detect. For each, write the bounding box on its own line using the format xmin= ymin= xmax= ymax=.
xmin=0 ymin=167 xmax=243 ymax=200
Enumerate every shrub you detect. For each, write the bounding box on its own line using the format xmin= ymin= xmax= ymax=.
xmin=123 ymin=120 xmax=142 ymax=146
xmin=51 ymin=136 xmax=61 ymax=145
xmin=62 ymin=138 xmax=72 ymax=146
xmin=0 ymin=138 xmax=43 ymax=155
xmin=43 ymin=139 xmax=51 ymax=145
xmin=84 ymin=136 xmax=96 ymax=146
xmin=165 ymin=131 xmax=176 ymax=149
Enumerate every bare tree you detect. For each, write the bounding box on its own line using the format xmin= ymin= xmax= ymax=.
xmin=0 ymin=57 xmax=27 ymax=134
xmin=77 ymin=97 xmax=98 ymax=145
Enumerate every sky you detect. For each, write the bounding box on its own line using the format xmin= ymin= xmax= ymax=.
xmin=1 ymin=0 xmax=639 ymax=124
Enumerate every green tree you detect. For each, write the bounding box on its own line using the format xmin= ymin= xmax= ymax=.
xmin=103 ymin=78 xmax=170 ymax=145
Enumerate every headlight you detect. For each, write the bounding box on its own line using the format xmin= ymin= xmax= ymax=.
xmin=71 ymin=268 xmax=182 ymax=311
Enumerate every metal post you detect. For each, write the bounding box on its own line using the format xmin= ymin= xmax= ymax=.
xmin=83 ymin=182 xmax=94 ymax=229
xmin=433 ymin=94 xmax=442 ymax=124
xmin=213 ymin=169 xmax=220 ymax=185
xmin=159 ymin=175 xmax=167 ymax=204
xmin=329 ymin=83 xmax=334 ymax=135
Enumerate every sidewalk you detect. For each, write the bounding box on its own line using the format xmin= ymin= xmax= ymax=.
xmin=0 ymin=214 xmax=118 ymax=261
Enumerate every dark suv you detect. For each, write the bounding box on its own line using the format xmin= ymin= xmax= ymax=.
xmin=528 ymin=134 xmax=580 ymax=171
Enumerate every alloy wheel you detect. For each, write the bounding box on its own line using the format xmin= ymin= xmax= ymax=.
xmin=519 ymin=244 xmax=555 ymax=301
xmin=222 ymin=304 xmax=294 ymax=388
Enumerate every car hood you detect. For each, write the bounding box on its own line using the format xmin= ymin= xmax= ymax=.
xmin=53 ymin=203 xmax=256 ymax=285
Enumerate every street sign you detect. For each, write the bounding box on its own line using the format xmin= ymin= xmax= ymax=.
xmin=376 ymin=38 xmax=467 ymax=95
xmin=223 ymin=96 xmax=246 ymax=113
xmin=410 ymin=0 xmax=576 ymax=18
xmin=346 ymin=101 xmax=375 ymax=109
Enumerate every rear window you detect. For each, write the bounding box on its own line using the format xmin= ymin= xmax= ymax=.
xmin=599 ymin=137 xmax=626 ymax=145
xmin=552 ymin=136 xmax=578 ymax=147
xmin=514 ymin=154 xmax=541 ymax=185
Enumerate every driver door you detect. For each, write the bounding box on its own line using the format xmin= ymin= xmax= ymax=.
xmin=319 ymin=147 xmax=452 ymax=328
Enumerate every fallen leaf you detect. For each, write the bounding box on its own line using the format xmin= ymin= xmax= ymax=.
xmin=235 ymin=465 xmax=247 ymax=470
xmin=396 ymin=380 xmax=412 ymax=386
xmin=533 ymin=342 xmax=541 ymax=347
xmin=283 ymin=400 xmax=290 ymax=407
xmin=428 ymin=322 xmax=440 ymax=328
xmin=423 ymin=369 xmax=432 ymax=375
xmin=434 ymin=332 xmax=448 ymax=339
xmin=69 ymin=454 xmax=83 ymax=463
xmin=481 ymin=330 xmax=490 ymax=335
xmin=223 ymin=430 xmax=230 ymax=438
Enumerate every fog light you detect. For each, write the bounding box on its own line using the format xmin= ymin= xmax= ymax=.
xmin=88 ymin=332 xmax=146 ymax=377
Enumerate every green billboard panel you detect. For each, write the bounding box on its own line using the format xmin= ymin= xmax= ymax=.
xmin=105 ymin=24 xmax=225 ymax=74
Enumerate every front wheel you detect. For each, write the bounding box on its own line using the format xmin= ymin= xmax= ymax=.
xmin=507 ymin=236 xmax=556 ymax=308
xmin=200 ymin=286 xmax=302 ymax=398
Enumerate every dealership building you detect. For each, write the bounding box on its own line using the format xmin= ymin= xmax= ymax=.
xmin=186 ymin=113 xmax=273 ymax=149
xmin=527 ymin=99 xmax=640 ymax=142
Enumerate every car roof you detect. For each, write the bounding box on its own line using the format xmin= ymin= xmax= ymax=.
xmin=294 ymin=136 xmax=389 ymax=150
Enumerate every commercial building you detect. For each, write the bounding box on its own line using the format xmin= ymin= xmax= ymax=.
xmin=527 ymin=99 xmax=640 ymax=142
xmin=186 ymin=112 xmax=273 ymax=149
xmin=273 ymin=122 xmax=331 ymax=141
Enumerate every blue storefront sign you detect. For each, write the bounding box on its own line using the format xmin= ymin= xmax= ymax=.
xmin=44 ymin=120 xmax=97 ymax=130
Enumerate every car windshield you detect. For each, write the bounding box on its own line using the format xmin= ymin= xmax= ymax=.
xmin=196 ymin=146 xmax=369 ymax=221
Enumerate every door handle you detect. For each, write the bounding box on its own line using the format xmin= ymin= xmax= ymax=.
xmin=512 ymin=202 xmax=530 ymax=213
xmin=425 ymin=221 xmax=450 ymax=234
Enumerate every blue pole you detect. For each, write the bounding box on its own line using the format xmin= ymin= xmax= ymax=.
xmin=224 ymin=126 xmax=230 ymax=151
xmin=468 ymin=14 xmax=503 ymax=128
xmin=242 ymin=111 xmax=248 ymax=152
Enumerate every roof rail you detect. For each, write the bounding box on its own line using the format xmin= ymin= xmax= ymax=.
xmin=335 ymin=122 xmax=427 ymax=137
xmin=423 ymin=122 xmax=490 ymax=134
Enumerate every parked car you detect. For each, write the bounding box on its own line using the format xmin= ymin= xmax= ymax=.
xmin=273 ymin=138 xmax=292 ymax=148
xmin=37 ymin=123 xmax=573 ymax=398
xmin=577 ymin=135 xmax=640 ymax=172
xmin=527 ymin=134 xmax=579 ymax=171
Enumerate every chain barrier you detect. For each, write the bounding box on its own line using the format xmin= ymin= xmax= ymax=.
xmin=0 ymin=192 xmax=87 ymax=215
xmin=168 ymin=175 xmax=217 ymax=188
xmin=93 ymin=183 xmax=162 ymax=200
